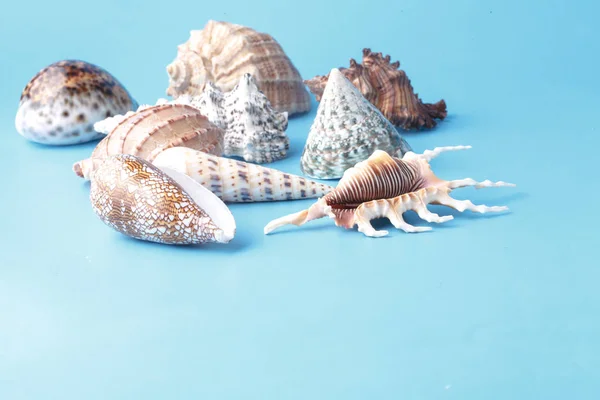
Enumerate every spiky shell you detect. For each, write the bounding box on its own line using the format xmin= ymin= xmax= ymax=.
xmin=304 ymin=49 xmax=447 ymax=130
xmin=300 ymin=68 xmax=412 ymax=179
xmin=15 ymin=60 xmax=138 ymax=145
xmin=166 ymin=20 xmax=310 ymax=116
xmin=152 ymin=147 xmax=333 ymax=202
xmin=73 ymin=104 xmax=224 ymax=179
xmin=90 ymin=154 xmax=235 ymax=245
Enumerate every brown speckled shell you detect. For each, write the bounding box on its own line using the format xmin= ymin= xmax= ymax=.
xmin=15 ymin=60 xmax=138 ymax=145
xmin=304 ymin=49 xmax=447 ymax=130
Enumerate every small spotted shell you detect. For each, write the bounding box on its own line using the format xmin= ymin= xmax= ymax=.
xmin=15 ymin=60 xmax=138 ymax=145
xmin=73 ymin=104 xmax=224 ymax=180
xmin=90 ymin=154 xmax=236 ymax=245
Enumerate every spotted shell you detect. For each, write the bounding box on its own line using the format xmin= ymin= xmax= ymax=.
xmin=73 ymin=104 xmax=224 ymax=180
xmin=300 ymin=68 xmax=411 ymax=179
xmin=15 ymin=60 xmax=138 ymax=145
xmin=153 ymin=147 xmax=333 ymax=202
xmin=305 ymin=49 xmax=447 ymax=130
xmin=166 ymin=20 xmax=311 ymax=116
xmin=90 ymin=154 xmax=235 ymax=245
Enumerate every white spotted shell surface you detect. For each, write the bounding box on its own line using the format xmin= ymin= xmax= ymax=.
xmin=153 ymin=147 xmax=333 ymax=202
xmin=15 ymin=60 xmax=138 ymax=145
xmin=300 ymin=68 xmax=412 ymax=179
xmin=166 ymin=20 xmax=310 ymax=116
xmin=74 ymin=104 xmax=224 ymax=180
xmin=90 ymin=154 xmax=235 ymax=245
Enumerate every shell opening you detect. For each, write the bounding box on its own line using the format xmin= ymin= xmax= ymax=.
xmin=159 ymin=166 xmax=236 ymax=243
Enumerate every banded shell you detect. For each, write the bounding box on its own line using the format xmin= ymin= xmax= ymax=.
xmin=305 ymin=49 xmax=447 ymax=130
xmin=166 ymin=20 xmax=310 ymax=116
xmin=300 ymin=68 xmax=411 ymax=179
xmin=153 ymin=147 xmax=333 ymax=202
xmin=15 ymin=60 xmax=138 ymax=145
xmin=73 ymin=104 xmax=224 ymax=180
xmin=265 ymin=146 xmax=515 ymax=237
xmin=90 ymin=154 xmax=235 ymax=245
xmin=96 ymin=74 xmax=289 ymax=164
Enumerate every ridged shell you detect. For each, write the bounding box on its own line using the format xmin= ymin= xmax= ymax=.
xmin=300 ymin=68 xmax=411 ymax=179
xmin=304 ymin=49 xmax=447 ymax=130
xmin=90 ymin=154 xmax=235 ymax=244
xmin=166 ymin=20 xmax=311 ymax=116
xmin=73 ymin=104 xmax=224 ymax=180
xmin=152 ymin=147 xmax=333 ymax=202
xmin=15 ymin=60 xmax=138 ymax=145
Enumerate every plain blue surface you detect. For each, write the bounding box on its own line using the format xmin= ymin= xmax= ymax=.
xmin=1 ymin=0 xmax=598 ymax=398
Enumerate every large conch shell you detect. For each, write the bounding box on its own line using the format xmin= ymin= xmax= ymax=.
xmin=265 ymin=146 xmax=515 ymax=237
xmin=300 ymin=68 xmax=412 ymax=179
xmin=166 ymin=20 xmax=311 ymax=116
xmin=305 ymin=49 xmax=447 ymax=130
xmin=15 ymin=60 xmax=138 ymax=145
xmin=90 ymin=154 xmax=235 ymax=245
xmin=94 ymin=75 xmax=289 ymax=164
xmin=73 ymin=104 xmax=224 ymax=179
xmin=153 ymin=147 xmax=333 ymax=202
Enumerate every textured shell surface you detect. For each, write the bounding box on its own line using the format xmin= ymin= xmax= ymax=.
xmin=305 ymin=49 xmax=447 ymax=130
xmin=73 ymin=104 xmax=224 ymax=180
xmin=15 ymin=60 xmax=138 ymax=145
xmin=153 ymin=147 xmax=333 ymax=203
xmin=265 ymin=146 xmax=515 ymax=237
xmin=90 ymin=154 xmax=235 ymax=245
xmin=166 ymin=20 xmax=311 ymax=116
xmin=300 ymin=68 xmax=412 ymax=179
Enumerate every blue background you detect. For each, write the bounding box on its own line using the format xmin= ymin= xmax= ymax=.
xmin=1 ymin=0 xmax=598 ymax=398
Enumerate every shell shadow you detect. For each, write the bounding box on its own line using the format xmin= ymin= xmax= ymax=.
xmin=115 ymin=232 xmax=250 ymax=253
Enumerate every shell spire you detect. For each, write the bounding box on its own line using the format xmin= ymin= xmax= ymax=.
xmin=304 ymin=48 xmax=447 ymax=130
xmin=152 ymin=147 xmax=333 ymax=202
xmin=300 ymin=68 xmax=411 ymax=179
xmin=73 ymin=104 xmax=224 ymax=180
xmin=166 ymin=20 xmax=311 ymax=116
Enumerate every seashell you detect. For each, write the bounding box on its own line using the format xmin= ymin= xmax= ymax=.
xmin=166 ymin=20 xmax=310 ymax=116
xmin=265 ymin=146 xmax=515 ymax=237
xmin=300 ymin=68 xmax=412 ymax=179
xmin=96 ymin=74 xmax=289 ymax=164
xmin=73 ymin=104 xmax=224 ymax=180
xmin=304 ymin=49 xmax=447 ymax=130
xmin=15 ymin=60 xmax=138 ymax=145
xmin=90 ymin=154 xmax=235 ymax=245
xmin=153 ymin=147 xmax=333 ymax=203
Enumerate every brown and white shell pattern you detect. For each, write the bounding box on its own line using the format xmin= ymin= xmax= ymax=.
xmin=300 ymin=68 xmax=411 ymax=179
xmin=265 ymin=146 xmax=515 ymax=237
xmin=166 ymin=20 xmax=311 ymax=116
xmin=73 ymin=104 xmax=224 ymax=180
xmin=90 ymin=154 xmax=235 ymax=245
xmin=153 ymin=147 xmax=333 ymax=203
xmin=15 ymin=60 xmax=138 ymax=145
xmin=305 ymin=49 xmax=447 ymax=130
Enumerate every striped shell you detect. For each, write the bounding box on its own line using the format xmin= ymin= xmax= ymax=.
xmin=73 ymin=104 xmax=224 ymax=179
xmin=300 ymin=68 xmax=412 ymax=179
xmin=166 ymin=20 xmax=311 ymax=116
xmin=265 ymin=146 xmax=514 ymax=237
xmin=90 ymin=154 xmax=235 ymax=245
xmin=15 ymin=60 xmax=138 ymax=145
xmin=152 ymin=147 xmax=333 ymax=202
xmin=304 ymin=49 xmax=447 ymax=130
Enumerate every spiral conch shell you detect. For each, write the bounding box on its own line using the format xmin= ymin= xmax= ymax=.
xmin=90 ymin=154 xmax=235 ymax=245
xmin=153 ymin=147 xmax=333 ymax=202
xmin=265 ymin=146 xmax=515 ymax=237
xmin=300 ymin=68 xmax=412 ymax=179
xmin=305 ymin=49 xmax=447 ymax=130
xmin=15 ymin=60 xmax=138 ymax=145
xmin=73 ymin=104 xmax=224 ymax=180
xmin=166 ymin=20 xmax=311 ymax=116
